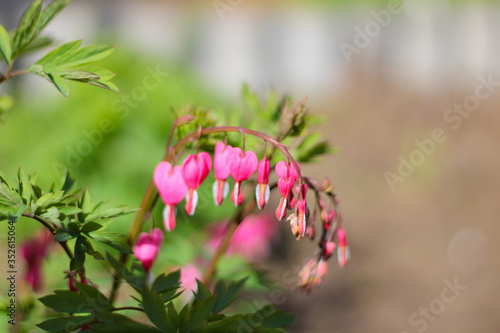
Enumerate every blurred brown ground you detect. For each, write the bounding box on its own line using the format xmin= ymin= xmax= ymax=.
xmin=267 ymin=68 xmax=500 ymax=333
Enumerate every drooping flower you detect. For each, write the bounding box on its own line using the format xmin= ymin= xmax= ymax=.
xmin=292 ymin=184 xmax=309 ymax=240
xmin=275 ymin=160 xmax=300 ymax=220
xmin=154 ymin=161 xmax=188 ymax=231
xmin=255 ymin=157 xmax=270 ymax=210
xmin=213 ymin=142 xmax=233 ymax=206
xmin=226 ymin=147 xmax=258 ymax=206
xmin=133 ymin=228 xmax=164 ymax=272
xmin=297 ymin=258 xmax=328 ymax=292
xmin=181 ymin=152 xmax=212 ymax=215
xmin=207 ymin=213 xmax=278 ymax=261
xmin=337 ymin=228 xmax=350 ymax=268
xmin=20 ymin=229 xmax=53 ymax=292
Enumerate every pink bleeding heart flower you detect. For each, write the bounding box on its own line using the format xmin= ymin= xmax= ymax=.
xmin=275 ymin=161 xmax=300 ymax=220
xmin=21 ymin=229 xmax=53 ymax=292
xmin=336 ymin=228 xmax=350 ymax=268
xmin=213 ymin=142 xmax=233 ymax=206
xmin=255 ymin=157 xmax=270 ymax=210
xmin=154 ymin=161 xmax=188 ymax=231
xmin=297 ymin=258 xmax=328 ymax=292
xmin=226 ymin=147 xmax=258 ymax=206
xmin=182 ymin=152 xmax=212 ymax=216
xmin=180 ymin=264 xmax=203 ymax=293
xmin=133 ymin=228 xmax=164 ymax=272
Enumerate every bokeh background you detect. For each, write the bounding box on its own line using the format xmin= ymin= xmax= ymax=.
xmin=1 ymin=0 xmax=499 ymax=332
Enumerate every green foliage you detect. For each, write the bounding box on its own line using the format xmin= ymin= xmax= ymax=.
xmin=0 ymin=0 xmax=117 ymax=98
xmin=37 ymin=266 xmax=293 ymax=333
xmin=0 ymin=169 xmax=136 ymax=272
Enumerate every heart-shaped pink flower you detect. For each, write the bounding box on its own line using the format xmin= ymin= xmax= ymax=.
xmin=226 ymin=148 xmax=258 ymax=182
xmin=212 ymin=142 xmax=233 ymax=206
xmin=255 ymin=157 xmax=271 ymax=210
xmin=182 ymin=152 xmax=212 ymax=215
xmin=154 ymin=162 xmax=187 ymax=205
xmin=226 ymin=148 xmax=258 ymax=206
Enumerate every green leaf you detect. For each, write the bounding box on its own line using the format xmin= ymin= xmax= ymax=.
xmin=0 ymin=24 xmax=12 ymax=64
xmin=9 ymin=204 xmax=27 ymax=223
xmin=58 ymin=69 xmax=100 ymax=81
xmin=58 ymin=206 xmax=83 ymax=215
xmin=81 ymin=67 xmax=115 ymax=81
xmin=39 ymin=290 xmax=92 ymax=313
xmin=151 ymin=270 xmax=181 ymax=293
xmin=88 ymin=79 xmax=120 ymax=93
xmin=37 ymin=314 xmax=93 ymax=332
xmin=0 ymin=181 xmax=23 ymax=206
xmin=189 ymin=295 xmax=216 ymax=328
xmin=60 ymin=170 xmax=76 ymax=192
xmin=262 ymin=310 xmax=296 ymax=328
xmin=12 ymin=0 xmax=43 ymax=56
xmin=166 ymin=302 xmax=179 ymax=332
xmin=92 ymin=232 xmax=132 ymax=254
xmin=70 ymin=237 xmax=86 ymax=271
xmin=94 ymin=312 xmax=162 ymax=333
xmin=37 ymin=39 xmax=82 ymax=67
xmin=54 ymin=229 xmax=75 ymax=242
xmin=79 ymin=235 xmax=105 ymax=260
xmin=212 ymin=277 xmax=247 ymax=314
xmin=80 ymin=221 xmax=103 ymax=234
xmin=62 ymin=45 xmax=116 ymax=68
xmin=40 ymin=206 xmax=61 ymax=226
xmin=75 ymin=282 xmax=110 ymax=310
xmin=106 ymin=252 xmax=142 ymax=291
xmin=142 ymin=287 xmax=168 ymax=332
xmin=36 ymin=190 xmax=64 ymax=207
xmin=48 ymin=73 xmax=70 ymax=97
xmin=80 ymin=189 xmax=94 ymax=213
xmin=17 ymin=167 xmax=32 ymax=204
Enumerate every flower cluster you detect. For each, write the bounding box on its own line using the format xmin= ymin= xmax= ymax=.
xmin=154 ymin=142 xmax=304 ymax=234
xmin=20 ymin=229 xmax=53 ymax=292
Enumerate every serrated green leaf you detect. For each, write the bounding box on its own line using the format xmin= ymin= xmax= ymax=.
xmin=80 ymin=189 xmax=94 ymax=213
xmin=12 ymin=1 xmax=43 ymax=56
xmin=36 ymin=190 xmax=64 ymax=207
xmin=40 ymin=206 xmax=61 ymax=226
xmin=36 ymin=314 xmax=92 ymax=332
xmin=0 ymin=181 xmax=23 ymax=206
xmin=189 ymin=295 xmax=216 ymax=329
xmin=48 ymin=73 xmax=70 ymax=97
xmin=8 ymin=204 xmax=26 ymax=223
xmin=152 ymin=270 xmax=181 ymax=293
xmin=0 ymin=24 xmax=12 ymax=64
xmin=142 ymin=287 xmax=168 ymax=332
xmin=212 ymin=277 xmax=247 ymax=314
xmin=39 ymin=290 xmax=92 ymax=313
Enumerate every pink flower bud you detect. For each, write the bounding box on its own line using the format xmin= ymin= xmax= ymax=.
xmin=275 ymin=161 xmax=300 ymax=220
xmin=182 ymin=152 xmax=212 ymax=215
xmin=336 ymin=228 xmax=349 ymax=268
xmin=133 ymin=228 xmax=164 ymax=272
xmin=213 ymin=142 xmax=233 ymax=206
xmin=154 ymin=162 xmax=188 ymax=231
xmin=255 ymin=157 xmax=270 ymax=210
xmin=226 ymin=148 xmax=258 ymax=206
